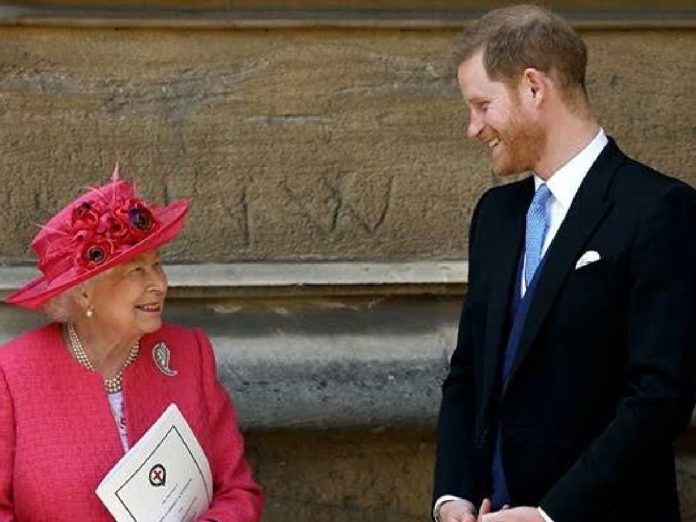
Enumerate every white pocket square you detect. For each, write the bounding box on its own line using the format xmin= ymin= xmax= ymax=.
xmin=575 ymin=250 xmax=601 ymax=269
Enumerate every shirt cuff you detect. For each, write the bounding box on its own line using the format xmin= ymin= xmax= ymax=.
xmin=433 ymin=495 xmax=476 ymax=522
xmin=537 ymin=507 xmax=554 ymax=522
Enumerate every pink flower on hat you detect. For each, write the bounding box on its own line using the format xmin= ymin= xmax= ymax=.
xmin=102 ymin=213 xmax=129 ymax=240
xmin=69 ymin=194 xmax=161 ymax=268
xmin=71 ymin=201 xmax=101 ymax=231
xmin=120 ymin=199 xmax=158 ymax=240
xmin=77 ymin=238 xmax=116 ymax=269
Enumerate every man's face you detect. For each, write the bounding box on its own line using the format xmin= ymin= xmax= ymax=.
xmin=457 ymin=50 xmax=544 ymax=176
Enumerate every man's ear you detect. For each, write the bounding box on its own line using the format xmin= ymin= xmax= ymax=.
xmin=521 ymin=67 xmax=549 ymax=106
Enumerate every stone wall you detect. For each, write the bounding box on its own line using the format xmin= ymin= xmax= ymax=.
xmin=0 ymin=26 xmax=694 ymax=263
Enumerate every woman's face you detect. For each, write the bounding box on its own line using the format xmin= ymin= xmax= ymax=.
xmin=84 ymin=249 xmax=168 ymax=341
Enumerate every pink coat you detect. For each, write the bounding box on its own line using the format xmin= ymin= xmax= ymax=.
xmin=0 ymin=323 xmax=263 ymax=521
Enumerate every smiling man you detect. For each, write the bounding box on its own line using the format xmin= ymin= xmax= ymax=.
xmin=432 ymin=5 xmax=696 ymax=522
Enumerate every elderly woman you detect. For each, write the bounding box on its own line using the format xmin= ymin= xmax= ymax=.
xmin=0 ymin=171 xmax=263 ymax=521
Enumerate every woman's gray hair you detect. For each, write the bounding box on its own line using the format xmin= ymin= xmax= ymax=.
xmin=42 ymin=287 xmax=83 ymax=323
xmin=42 ymin=265 xmax=116 ymax=323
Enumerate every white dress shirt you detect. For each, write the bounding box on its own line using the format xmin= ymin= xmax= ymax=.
xmin=434 ymin=129 xmax=608 ymax=522
xmin=521 ymin=129 xmax=608 ymax=296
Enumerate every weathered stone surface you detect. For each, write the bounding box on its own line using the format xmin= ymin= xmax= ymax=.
xmin=245 ymin=430 xmax=435 ymax=522
xmin=0 ymin=293 xmax=459 ymax=430
xmin=0 ymin=28 xmax=693 ymax=262
xmin=5 ymin=0 xmax=696 ymax=11
xmin=586 ymin=31 xmax=696 ymax=176
xmin=678 ymin=454 xmax=696 ymax=522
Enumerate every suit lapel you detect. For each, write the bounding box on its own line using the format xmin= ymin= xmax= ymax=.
xmin=480 ymin=178 xmax=533 ymax=418
xmin=503 ymin=139 xmax=625 ymax=392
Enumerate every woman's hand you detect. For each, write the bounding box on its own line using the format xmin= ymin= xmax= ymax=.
xmin=481 ymin=507 xmax=543 ymax=522
xmin=439 ymin=499 xmax=477 ymax=522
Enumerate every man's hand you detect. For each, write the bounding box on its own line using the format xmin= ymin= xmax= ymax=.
xmin=481 ymin=507 xmax=543 ymax=522
xmin=476 ymin=498 xmax=494 ymax=521
xmin=438 ymin=497 xmax=498 ymax=522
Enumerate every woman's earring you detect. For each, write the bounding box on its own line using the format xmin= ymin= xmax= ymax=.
xmin=86 ymin=307 xmax=94 ymax=318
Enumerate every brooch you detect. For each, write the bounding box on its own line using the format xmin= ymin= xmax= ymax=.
xmin=152 ymin=342 xmax=178 ymax=377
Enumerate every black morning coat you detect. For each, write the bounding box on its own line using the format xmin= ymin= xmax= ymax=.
xmin=433 ymin=138 xmax=696 ymax=522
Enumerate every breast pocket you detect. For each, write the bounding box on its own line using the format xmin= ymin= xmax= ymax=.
xmin=568 ymin=257 xmax=616 ymax=286
xmin=555 ymin=257 xmax=625 ymax=331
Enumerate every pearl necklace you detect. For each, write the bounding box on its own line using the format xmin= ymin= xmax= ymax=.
xmin=66 ymin=323 xmax=140 ymax=394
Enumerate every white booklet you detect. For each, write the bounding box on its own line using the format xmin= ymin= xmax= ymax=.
xmin=96 ymin=403 xmax=213 ymax=522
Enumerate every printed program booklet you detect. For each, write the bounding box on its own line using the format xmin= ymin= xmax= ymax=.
xmin=96 ymin=403 xmax=213 ymax=522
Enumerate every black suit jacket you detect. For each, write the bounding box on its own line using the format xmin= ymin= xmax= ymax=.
xmin=433 ymin=139 xmax=696 ymax=521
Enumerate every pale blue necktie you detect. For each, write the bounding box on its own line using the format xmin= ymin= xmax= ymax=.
xmin=524 ymin=183 xmax=552 ymax=288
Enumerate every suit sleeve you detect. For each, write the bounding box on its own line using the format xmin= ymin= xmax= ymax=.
xmin=433 ymin=190 xmax=490 ymax=508
xmin=0 ymin=366 xmax=15 ymax=521
xmin=540 ymin=183 xmax=696 ymax=521
xmin=193 ymin=330 xmax=263 ymax=522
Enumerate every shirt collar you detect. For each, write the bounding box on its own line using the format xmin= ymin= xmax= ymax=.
xmin=533 ymin=129 xmax=608 ymax=210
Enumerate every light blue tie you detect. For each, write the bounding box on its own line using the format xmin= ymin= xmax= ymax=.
xmin=524 ymin=183 xmax=552 ymax=287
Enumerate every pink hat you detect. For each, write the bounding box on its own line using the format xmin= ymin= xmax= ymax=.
xmin=6 ymin=166 xmax=189 ymax=309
